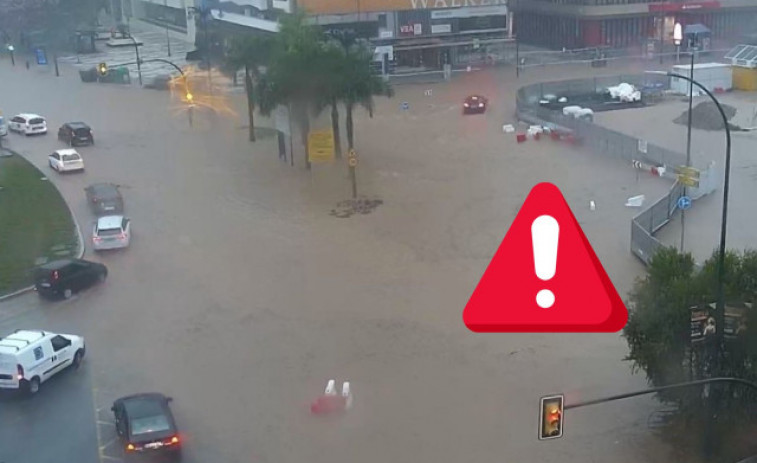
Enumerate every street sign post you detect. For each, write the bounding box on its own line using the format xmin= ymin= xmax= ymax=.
xmin=347 ymin=149 xmax=358 ymax=199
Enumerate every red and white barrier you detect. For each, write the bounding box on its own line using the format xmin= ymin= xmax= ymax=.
xmin=311 ymin=379 xmax=353 ymax=415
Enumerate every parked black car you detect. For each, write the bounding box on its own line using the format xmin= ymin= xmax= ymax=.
xmin=85 ymin=183 xmax=124 ymax=216
xmin=112 ymin=393 xmax=182 ymax=461
xmin=34 ymin=258 xmax=108 ymax=300
xmin=58 ymin=122 xmax=94 ymax=146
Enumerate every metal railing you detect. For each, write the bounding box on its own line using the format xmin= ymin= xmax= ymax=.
xmin=516 ymin=74 xmax=718 ymax=265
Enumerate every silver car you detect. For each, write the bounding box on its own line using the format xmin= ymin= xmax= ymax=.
xmin=92 ymin=215 xmax=131 ymax=251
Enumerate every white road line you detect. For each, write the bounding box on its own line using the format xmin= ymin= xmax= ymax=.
xmin=99 ymin=437 xmax=118 ymax=451
xmin=91 ymin=387 xmax=107 ymax=463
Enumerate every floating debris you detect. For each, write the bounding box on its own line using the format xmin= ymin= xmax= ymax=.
xmin=329 ymin=198 xmax=383 ymax=218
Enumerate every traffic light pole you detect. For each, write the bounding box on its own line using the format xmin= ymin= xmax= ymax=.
xmin=564 ymin=377 xmax=757 ymax=411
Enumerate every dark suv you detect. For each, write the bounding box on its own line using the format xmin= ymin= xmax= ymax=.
xmin=58 ymin=122 xmax=94 ymax=146
xmin=85 ymin=183 xmax=124 ymax=216
xmin=34 ymin=258 xmax=108 ymax=300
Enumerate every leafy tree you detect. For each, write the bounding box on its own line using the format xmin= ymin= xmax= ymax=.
xmin=224 ymin=35 xmax=272 ymax=142
xmin=623 ymin=247 xmax=757 ymax=460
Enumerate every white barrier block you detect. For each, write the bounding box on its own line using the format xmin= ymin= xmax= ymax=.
xmin=342 ymin=382 xmax=353 ymax=410
xmin=625 ymin=195 xmax=645 ymax=208
xmin=325 ymin=379 xmax=337 ymax=396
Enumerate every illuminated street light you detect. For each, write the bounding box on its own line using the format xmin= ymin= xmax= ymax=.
xmin=7 ymin=44 xmax=15 ymax=66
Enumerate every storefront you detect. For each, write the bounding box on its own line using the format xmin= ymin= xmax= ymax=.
xmin=515 ymin=1 xmax=757 ymax=50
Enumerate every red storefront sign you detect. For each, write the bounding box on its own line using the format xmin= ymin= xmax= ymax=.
xmin=648 ymin=1 xmax=720 ymax=12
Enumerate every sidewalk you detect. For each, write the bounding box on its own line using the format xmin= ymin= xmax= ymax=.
xmin=57 ymin=20 xmax=196 ymax=85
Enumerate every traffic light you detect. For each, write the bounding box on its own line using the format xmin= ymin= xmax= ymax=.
xmin=539 ymin=395 xmax=564 ymax=440
xmin=97 ymin=62 xmax=108 ymax=76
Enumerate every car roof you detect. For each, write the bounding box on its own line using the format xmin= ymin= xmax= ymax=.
xmin=64 ymin=122 xmax=90 ymax=129
xmin=0 ymin=330 xmax=48 ymax=354
xmin=38 ymin=259 xmax=77 ymax=270
xmin=466 ymin=95 xmax=485 ymax=100
xmin=54 ymin=149 xmax=80 ymax=156
xmin=15 ymin=113 xmax=44 ymax=119
xmin=97 ymin=215 xmax=124 ymax=229
xmin=119 ymin=393 xmax=171 ymax=418
xmin=87 ymin=183 xmax=120 ymax=194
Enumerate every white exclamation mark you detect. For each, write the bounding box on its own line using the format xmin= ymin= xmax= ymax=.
xmin=532 ymin=215 xmax=559 ymax=309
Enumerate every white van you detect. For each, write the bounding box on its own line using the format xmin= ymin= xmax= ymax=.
xmin=0 ymin=330 xmax=86 ymax=395
xmin=0 ymin=115 xmax=8 ymax=137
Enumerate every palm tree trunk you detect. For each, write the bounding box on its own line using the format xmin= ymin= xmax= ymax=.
xmin=331 ymin=98 xmax=342 ymax=159
xmin=346 ymin=103 xmax=355 ymax=150
xmin=244 ymin=64 xmax=256 ymax=142
xmin=296 ymin=104 xmax=311 ymax=170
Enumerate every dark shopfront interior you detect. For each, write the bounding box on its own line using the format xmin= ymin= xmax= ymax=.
xmin=517 ymin=8 xmax=757 ymax=50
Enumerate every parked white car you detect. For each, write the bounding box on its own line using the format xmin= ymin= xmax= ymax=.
xmin=8 ymin=113 xmax=47 ymax=135
xmin=93 ymin=215 xmax=131 ymax=251
xmin=0 ymin=329 xmax=86 ymax=395
xmin=48 ymin=149 xmax=84 ymax=173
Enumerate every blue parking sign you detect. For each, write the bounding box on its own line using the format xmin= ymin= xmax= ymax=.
xmin=35 ymin=48 xmax=47 ymax=65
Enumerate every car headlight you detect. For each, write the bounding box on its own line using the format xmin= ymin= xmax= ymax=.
xmin=464 ymin=103 xmax=469 ymax=107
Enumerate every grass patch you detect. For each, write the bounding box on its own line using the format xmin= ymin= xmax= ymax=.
xmin=0 ymin=153 xmax=78 ymax=295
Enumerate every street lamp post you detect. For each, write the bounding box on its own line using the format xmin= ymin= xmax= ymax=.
xmin=128 ymin=35 xmax=143 ymax=86
xmin=7 ymin=45 xmax=15 ymax=66
xmin=645 ymin=70 xmax=732 ymax=367
xmin=514 ymin=0 xmax=519 ymax=78
xmin=188 ymin=5 xmax=212 ymax=90
xmin=679 ymin=31 xmax=699 ymax=253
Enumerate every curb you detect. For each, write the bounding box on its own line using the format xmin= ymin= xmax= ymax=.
xmin=0 ymin=149 xmax=86 ymax=302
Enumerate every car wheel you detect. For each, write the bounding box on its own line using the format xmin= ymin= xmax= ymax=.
xmin=62 ymin=288 xmax=73 ymax=299
xmin=27 ymin=377 xmax=41 ymax=395
xmin=73 ymin=349 xmax=85 ymax=369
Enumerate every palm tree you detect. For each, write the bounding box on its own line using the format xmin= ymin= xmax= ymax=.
xmin=257 ymin=12 xmax=328 ymax=169
xmin=224 ymin=35 xmax=272 ymax=142
xmin=340 ymin=45 xmax=394 ymax=150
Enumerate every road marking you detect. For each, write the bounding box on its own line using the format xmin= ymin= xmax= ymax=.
xmin=99 ymin=437 xmax=117 ymax=451
xmin=91 ymin=387 xmax=107 ymax=463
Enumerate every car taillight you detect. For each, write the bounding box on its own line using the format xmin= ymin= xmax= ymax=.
xmin=165 ymin=435 xmax=180 ymax=445
xmin=93 ymin=236 xmax=102 ymax=242
xmin=119 ymin=233 xmax=126 ymax=240
xmin=17 ymin=364 xmax=24 ymax=380
xmin=126 ymin=443 xmax=136 ymax=452
xmin=52 ymin=270 xmax=59 ymax=281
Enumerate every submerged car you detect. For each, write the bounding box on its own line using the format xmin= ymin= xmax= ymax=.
xmin=48 ymin=149 xmax=84 ymax=173
xmin=93 ymin=215 xmax=131 ymax=251
xmin=112 ymin=393 xmax=182 ymax=461
xmin=33 ymin=258 xmax=108 ymax=300
xmin=58 ymin=122 xmax=94 ymax=146
xmin=463 ymin=95 xmax=487 ymax=114
xmin=85 ymin=183 xmax=124 ymax=216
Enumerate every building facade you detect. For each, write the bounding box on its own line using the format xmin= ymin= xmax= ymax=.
xmin=515 ymin=0 xmax=757 ymax=50
xmin=300 ymin=0 xmax=510 ymax=68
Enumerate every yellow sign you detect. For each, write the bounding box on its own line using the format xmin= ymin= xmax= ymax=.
xmin=677 ymin=175 xmax=699 ymax=188
xmin=307 ymin=130 xmax=335 ymax=163
xmin=676 ymin=165 xmax=700 ymax=179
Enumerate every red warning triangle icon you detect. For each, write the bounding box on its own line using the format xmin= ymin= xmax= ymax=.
xmin=463 ymin=183 xmax=628 ymax=333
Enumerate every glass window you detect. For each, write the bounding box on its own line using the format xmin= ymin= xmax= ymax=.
xmin=33 ymin=346 xmax=44 ymax=360
xmin=130 ymin=415 xmax=172 ymax=435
